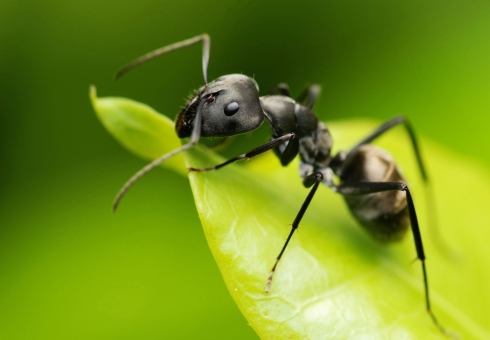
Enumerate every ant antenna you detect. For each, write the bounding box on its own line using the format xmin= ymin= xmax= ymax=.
xmin=115 ymin=34 xmax=210 ymax=84
xmin=112 ymin=34 xmax=211 ymax=211
xmin=112 ymin=99 xmax=206 ymax=211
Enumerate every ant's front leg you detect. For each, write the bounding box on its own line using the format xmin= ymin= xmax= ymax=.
xmin=188 ymin=133 xmax=295 ymax=172
xmin=269 ymin=83 xmax=292 ymax=97
xmin=268 ymin=83 xmax=321 ymax=110
xmin=295 ymin=84 xmax=321 ymax=110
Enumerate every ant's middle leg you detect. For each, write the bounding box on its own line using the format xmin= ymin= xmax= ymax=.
xmin=266 ymin=171 xmax=324 ymax=293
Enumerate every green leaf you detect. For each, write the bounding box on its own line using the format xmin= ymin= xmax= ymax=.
xmin=91 ymin=87 xmax=490 ymax=339
xmin=89 ymin=85 xmax=185 ymax=176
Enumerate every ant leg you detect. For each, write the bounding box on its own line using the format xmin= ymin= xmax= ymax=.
xmin=188 ymin=133 xmax=296 ymax=172
xmin=116 ymin=34 xmax=210 ymax=84
xmin=269 ymin=83 xmax=291 ymax=97
xmin=268 ymin=83 xmax=321 ymax=109
xmin=266 ymin=172 xmax=324 ymax=293
xmin=112 ymin=99 xmax=207 ymax=211
xmin=343 ymin=116 xmax=427 ymax=181
xmin=337 ymin=181 xmax=457 ymax=338
xmin=295 ymin=84 xmax=321 ymax=110
xmin=341 ymin=117 xmax=458 ymax=260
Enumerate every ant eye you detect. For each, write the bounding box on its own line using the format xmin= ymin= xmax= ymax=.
xmin=224 ymin=102 xmax=239 ymax=116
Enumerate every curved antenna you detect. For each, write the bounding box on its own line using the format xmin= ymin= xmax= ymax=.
xmin=112 ymin=99 xmax=206 ymax=212
xmin=115 ymin=34 xmax=211 ymax=84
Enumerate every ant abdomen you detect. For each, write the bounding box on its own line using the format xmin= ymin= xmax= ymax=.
xmin=340 ymin=144 xmax=409 ymax=241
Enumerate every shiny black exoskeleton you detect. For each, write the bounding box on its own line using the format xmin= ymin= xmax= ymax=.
xmin=113 ymin=34 xmax=455 ymax=337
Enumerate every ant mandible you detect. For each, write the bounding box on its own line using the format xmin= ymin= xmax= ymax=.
xmin=113 ymin=34 xmax=454 ymax=337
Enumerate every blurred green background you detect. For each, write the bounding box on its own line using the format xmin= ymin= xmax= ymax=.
xmin=1 ymin=1 xmax=490 ymax=339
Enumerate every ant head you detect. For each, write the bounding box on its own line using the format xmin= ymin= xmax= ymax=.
xmin=176 ymin=74 xmax=264 ymax=138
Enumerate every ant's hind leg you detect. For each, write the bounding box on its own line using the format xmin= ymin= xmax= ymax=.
xmin=343 ymin=116 xmax=427 ymax=181
xmin=337 ymin=181 xmax=457 ymax=338
xmin=340 ymin=116 xmax=458 ymax=260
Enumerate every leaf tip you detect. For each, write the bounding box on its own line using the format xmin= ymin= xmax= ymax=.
xmin=89 ymin=84 xmax=97 ymax=96
xmin=89 ymin=85 xmax=97 ymax=106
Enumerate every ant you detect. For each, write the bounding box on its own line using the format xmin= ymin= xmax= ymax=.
xmin=113 ymin=34 xmax=455 ymax=337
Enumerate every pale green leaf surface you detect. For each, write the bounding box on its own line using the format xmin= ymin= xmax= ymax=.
xmin=89 ymin=86 xmax=185 ymax=176
xmin=91 ymin=89 xmax=490 ymax=339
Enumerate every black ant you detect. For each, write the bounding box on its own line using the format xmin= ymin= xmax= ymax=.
xmin=113 ymin=34 xmax=455 ymax=337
